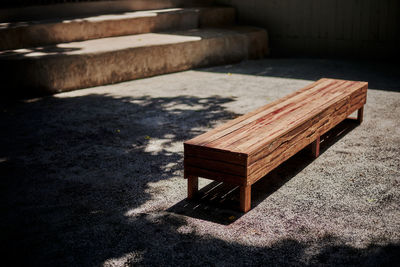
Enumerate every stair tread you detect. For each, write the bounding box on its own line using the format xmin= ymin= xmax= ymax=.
xmin=0 ymin=7 xmax=219 ymax=29
xmin=0 ymin=26 xmax=264 ymax=58
xmin=0 ymin=0 xmax=216 ymax=22
xmin=0 ymin=6 xmax=235 ymax=51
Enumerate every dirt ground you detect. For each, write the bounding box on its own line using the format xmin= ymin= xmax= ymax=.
xmin=1 ymin=58 xmax=399 ymax=266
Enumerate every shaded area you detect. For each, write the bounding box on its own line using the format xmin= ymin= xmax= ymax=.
xmin=201 ymin=58 xmax=400 ymax=92
xmin=217 ymin=0 xmax=400 ymax=60
xmin=0 ymin=92 xmax=398 ymax=266
xmin=0 ymin=45 xmax=82 ymax=57
xmin=1 ymin=0 xmax=106 ymax=9
xmin=0 ymin=93 xmax=238 ymax=266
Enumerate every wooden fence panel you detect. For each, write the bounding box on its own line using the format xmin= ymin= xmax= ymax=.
xmin=217 ymin=0 xmax=399 ymax=59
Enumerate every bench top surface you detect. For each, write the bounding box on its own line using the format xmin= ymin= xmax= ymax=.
xmin=185 ymin=78 xmax=367 ymax=155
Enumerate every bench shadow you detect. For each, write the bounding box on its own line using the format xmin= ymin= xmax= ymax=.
xmin=168 ymin=118 xmax=360 ymax=225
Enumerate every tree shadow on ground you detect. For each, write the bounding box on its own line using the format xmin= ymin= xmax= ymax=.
xmin=0 ymin=93 xmax=238 ymax=266
xmin=199 ymin=58 xmax=400 ymax=92
xmin=0 ymin=94 xmax=398 ymax=266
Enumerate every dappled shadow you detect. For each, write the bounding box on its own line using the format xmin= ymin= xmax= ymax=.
xmin=200 ymin=58 xmax=400 ymax=92
xmin=0 ymin=11 xmax=155 ymax=28
xmin=0 ymin=93 xmax=238 ymax=266
xmin=0 ymin=45 xmax=82 ymax=57
xmin=0 ymin=45 xmax=81 ymax=59
xmin=0 ymin=93 xmax=398 ymax=266
xmin=169 ymin=118 xmax=360 ymax=224
xmin=0 ymin=43 xmax=84 ymax=99
xmin=0 ymin=8 xmax=192 ymax=29
xmin=0 ymin=93 xmax=238 ymax=186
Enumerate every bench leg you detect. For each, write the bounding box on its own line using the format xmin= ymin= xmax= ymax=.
xmin=187 ymin=176 xmax=198 ymax=200
xmin=357 ymin=106 xmax=364 ymax=124
xmin=311 ymin=136 xmax=320 ymax=158
xmin=240 ymin=185 xmax=251 ymax=212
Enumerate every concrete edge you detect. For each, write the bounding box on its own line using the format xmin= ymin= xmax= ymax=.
xmin=0 ymin=0 xmax=215 ymax=22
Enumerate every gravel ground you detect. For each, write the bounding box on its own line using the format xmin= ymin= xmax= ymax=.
xmin=1 ymin=58 xmax=399 ymax=266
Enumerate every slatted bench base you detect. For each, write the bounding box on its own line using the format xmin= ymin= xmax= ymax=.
xmin=184 ymin=78 xmax=367 ymax=212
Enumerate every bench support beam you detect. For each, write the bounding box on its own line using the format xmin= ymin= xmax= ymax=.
xmin=240 ymin=185 xmax=251 ymax=212
xmin=311 ymin=136 xmax=320 ymax=158
xmin=187 ymin=176 xmax=198 ymax=199
xmin=357 ymin=106 xmax=364 ymax=124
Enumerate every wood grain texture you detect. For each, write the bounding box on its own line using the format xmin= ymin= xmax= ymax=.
xmin=247 ymin=88 xmax=367 ymax=184
xmin=187 ymin=176 xmax=198 ymax=199
xmin=184 ymin=143 xmax=247 ymax=165
xmin=187 ymin=79 xmax=367 ymax=154
xmin=185 ymin=78 xmax=329 ymax=147
xmin=357 ymin=106 xmax=364 ymax=123
xmin=240 ymin=185 xmax=251 ymax=212
xmin=184 ymin=156 xmax=247 ymax=176
xmin=184 ymin=165 xmax=247 ymax=186
xmin=184 ymin=78 xmax=368 ymax=211
xmin=312 ymin=136 xmax=320 ymax=158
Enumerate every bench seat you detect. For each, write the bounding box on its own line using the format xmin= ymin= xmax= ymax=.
xmin=184 ymin=78 xmax=368 ymax=212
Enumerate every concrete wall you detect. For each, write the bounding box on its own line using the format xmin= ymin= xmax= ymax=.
xmin=217 ymin=0 xmax=400 ymax=59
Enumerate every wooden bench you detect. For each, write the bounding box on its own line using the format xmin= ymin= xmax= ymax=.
xmin=184 ymin=78 xmax=368 ymax=212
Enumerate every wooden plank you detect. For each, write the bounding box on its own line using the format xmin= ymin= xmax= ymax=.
xmin=240 ymin=185 xmax=251 ymax=212
xmin=184 ymin=143 xmax=247 ymax=165
xmin=357 ymin=106 xmax=364 ymax=123
xmin=242 ymin=81 xmax=367 ymax=153
xmin=213 ymin=81 xmax=366 ymax=153
xmin=308 ymin=0 xmax=322 ymax=55
xmin=184 ymin=78 xmax=330 ymax=146
xmin=287 ymin=0 xmax=298 ymax=39
xmin=351 ymin=0 xmax=363 ymax=56
xmin=185 ymin=79 xmax=329 ymax=146
xmin=184 ymin=165 xmax=247 ymax=186
xmin=187 ymin=176 xmax=198 ymax=199
xmin=247 ymin=85 xmax=366 ymax=166
xmin=310 ymin=0 xmax=320 ymax=39
xmin=386 ymin=0 xmax=398 ymax=41
xmin=246 ymin=87 xmax=367 ymax=184
xmin=311 ymin=136 xmax=320 ymax=158
xmin=378 ymin=0 xmax=389 ymax=41
xmin=342 ymin=0 xmax=354 ymax=41
xmin=369 ymin=0 xmax=380 ymax=41
xmin=335 ymin=0 xmax=345 ymax=41
xmin=202 ymin=79 xmax=347 ymax=150
xmin=184 ymin=79 xmax=366 ymax=158
xmin=184 ymin=156 xmax=247 ymax=177
xmin=327 ymin=0 xmax=337 ymax=56
xmin=248 ymin=87 xmax=366 ymax=166
xmin=360 ymin=0 xmax=371 ymax=41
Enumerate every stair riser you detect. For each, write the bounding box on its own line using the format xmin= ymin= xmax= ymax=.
xmin=0 ymin=8 xmax=235 ymax=51
xmin=0 ymin=0 xmax=215 ymax=22
xmin=1 ymin=30 xmax=268 ymax=96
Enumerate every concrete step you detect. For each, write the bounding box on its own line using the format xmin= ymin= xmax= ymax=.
xmin=0 ymin=7 xmax=235 ymax=50
xmin=0 ymin=0 xmax=215 ymax=22
xmin=0 ymin=27 xmax=268 ymax=97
